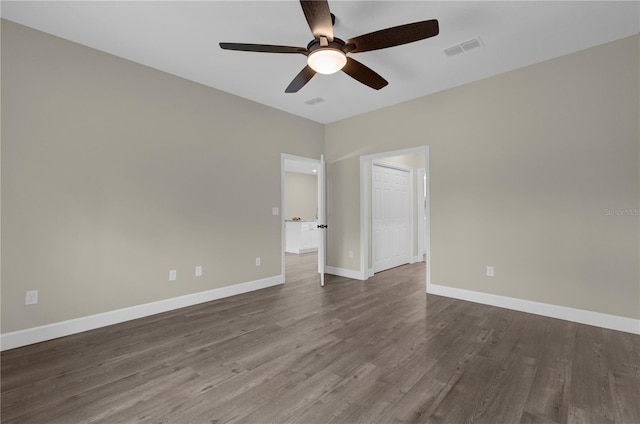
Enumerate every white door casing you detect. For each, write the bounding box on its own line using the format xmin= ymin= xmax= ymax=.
xmin=417 ymin=168 xmax=427 ymax=260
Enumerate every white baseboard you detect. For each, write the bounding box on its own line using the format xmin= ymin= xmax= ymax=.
xmin=410 ymin=255 xmax=424 ymax=264
xmin=325 ymin=266 xmax=366 ymax=281
xmin=428 ymin=283 xmax=640 ymax=335
xmin=367 ymin=268 xmax=375 ymax=278
xmin=1 ymin=275 xmax=284 ymax=351
xmin=285 ymin=247 xmax=318 ymax=254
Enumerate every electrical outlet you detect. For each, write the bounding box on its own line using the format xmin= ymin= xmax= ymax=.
xmin=486 ymin=266 xmax=494 ymax=277
xmin=25 ymin=290 xmax=38 ymax=305
xmin=255 ymin=257 xmax=261 ymax=267
xmin=349 ymin=250 xmax=354 ymax=259
xmin=195 ymin=265 xmax=203 ymax=277
xmin=169 ymin=270 xmax=177 ymax=281
xmin=272 ymin=207 xmax=279 ymax=216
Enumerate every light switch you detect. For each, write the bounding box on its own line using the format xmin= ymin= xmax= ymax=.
xmin=195 ymin=265 xmax=203 ymax=277
xmin=272 ymin=207 xmax=279 ymax=216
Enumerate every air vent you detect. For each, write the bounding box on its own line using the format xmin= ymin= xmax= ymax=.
xmin=304 ymin=97 xmax=325 ymax=106
xmin=444 ymin=37 xmax=483 ymax=56
xmin=444 ymin=45 xmax=464 ymax=56
xmin=461 ymin=38 xmax=481 ymax=51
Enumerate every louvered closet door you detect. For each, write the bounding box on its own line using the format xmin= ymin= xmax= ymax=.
xmin=373 ymin=164 xmax=411 ymax=273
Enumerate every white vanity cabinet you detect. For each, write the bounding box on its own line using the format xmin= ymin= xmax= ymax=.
xmin=285 ymin=220 xmax=319 ymax=254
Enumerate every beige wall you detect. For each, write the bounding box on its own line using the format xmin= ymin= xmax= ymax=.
xmin=2 ymin=19 xmax=638 ymax=337
xmin=1 ymin=21 xmax=323 ymax=333
xmin=326 ymin=35 xmax=640 ymax=320
xmin=284 ymin=172 xmax=317 ymax=220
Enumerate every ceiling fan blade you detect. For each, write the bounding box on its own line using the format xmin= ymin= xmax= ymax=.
xmin=341 ymin=57 xmax=388 ymax=90
xmin=300 ymin=0 xmax=334 ymax=42
xmin=285 ymin=65 xmax=317 ymax=93
xmin=345 ymin=20 xmax=439 ymax=53
xmin=220 ymin=43 xmax=308 ymax=55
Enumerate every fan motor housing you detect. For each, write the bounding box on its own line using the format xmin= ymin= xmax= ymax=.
xmin=307 ymin=37 xmax=346 ymax=53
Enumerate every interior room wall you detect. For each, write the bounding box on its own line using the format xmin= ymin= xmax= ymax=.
xmin=2 ymin=19 xmax=638 ymax=341
xmin=325 ymin=35 xmax=640 ymax=320
xmin=1 ymin=20 xmax=324 ymax=334
xmin=284 ymin=172 xmax=318 ymax=220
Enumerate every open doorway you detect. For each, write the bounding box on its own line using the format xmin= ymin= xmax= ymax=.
xmin=360 ymin=146 xmax=430 ymax=287
xmin=280 ymin=154 xmax=325 ymax=284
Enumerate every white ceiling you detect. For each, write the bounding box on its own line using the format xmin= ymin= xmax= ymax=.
xmin=2 ymin=1 xmax=639 ymax=124
xmin=284 ymin=158 xmax=319 ymax=175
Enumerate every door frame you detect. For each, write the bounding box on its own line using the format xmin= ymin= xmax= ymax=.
xmin=280 ymin=153 xmax=322 ymax=282
xmin=359 ymin=146 xmax=431 ymax=289
xmin=371 ymin=160 xmax=413 ymax=274
xmin=417 ymin=167 xmax=427 ymax=260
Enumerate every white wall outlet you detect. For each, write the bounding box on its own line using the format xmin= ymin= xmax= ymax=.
xmin=255 ymin=257 xmax=261 ymax=267
xmin=169 ymin=270 xmax=177 ymax=281
xmin=25 ymin=290 xmax=38 ymax=305
xmin=486 ymin=266 xmax=495 ymax=277
xmin=195 ymin=265 xmax=203 ymax=277
xmin=272 ymin=207 xmax=279 ymax=216
xmin=349 ymin=250 xmax=354 ymax=259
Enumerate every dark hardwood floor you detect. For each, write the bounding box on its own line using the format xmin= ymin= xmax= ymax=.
xmin=2 ymin=253 xmax=639 ymax=423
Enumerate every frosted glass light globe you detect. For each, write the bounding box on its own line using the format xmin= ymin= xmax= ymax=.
xmin=307 ymin=49 xmax=347 ymax=74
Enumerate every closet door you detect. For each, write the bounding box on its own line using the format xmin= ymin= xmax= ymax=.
xmin=373 ymin=164 xmax=411 ymax=273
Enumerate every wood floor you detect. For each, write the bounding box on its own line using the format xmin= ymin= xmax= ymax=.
xmin=2 ymin=253 xmax=639 ymax=424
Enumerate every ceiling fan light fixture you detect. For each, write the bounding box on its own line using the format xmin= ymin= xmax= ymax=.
xmin=221 ymin=1 xmax=440 ymax=92
xmin=307 ymin=48 xmax=347 ymax=74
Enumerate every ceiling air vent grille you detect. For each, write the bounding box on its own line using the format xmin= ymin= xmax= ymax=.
xmin=461 ymin=38 xmax=481 ymax=51
xmin=304 ymin=97 xmax=325 ymax=106
xmin=444 ymin=45 xmax=463 ymax=56
xmin=444 ymin=37 xmax=483 ymax=56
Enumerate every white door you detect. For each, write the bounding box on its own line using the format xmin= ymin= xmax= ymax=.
xmin=373 ymin=164 xmax=411 ymax=273
xmin=318 ymin=155 xmax=326 ymax=286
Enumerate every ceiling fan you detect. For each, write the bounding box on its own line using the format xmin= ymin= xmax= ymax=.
xmin=219 ymin=1 xmax=439 ymax=93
